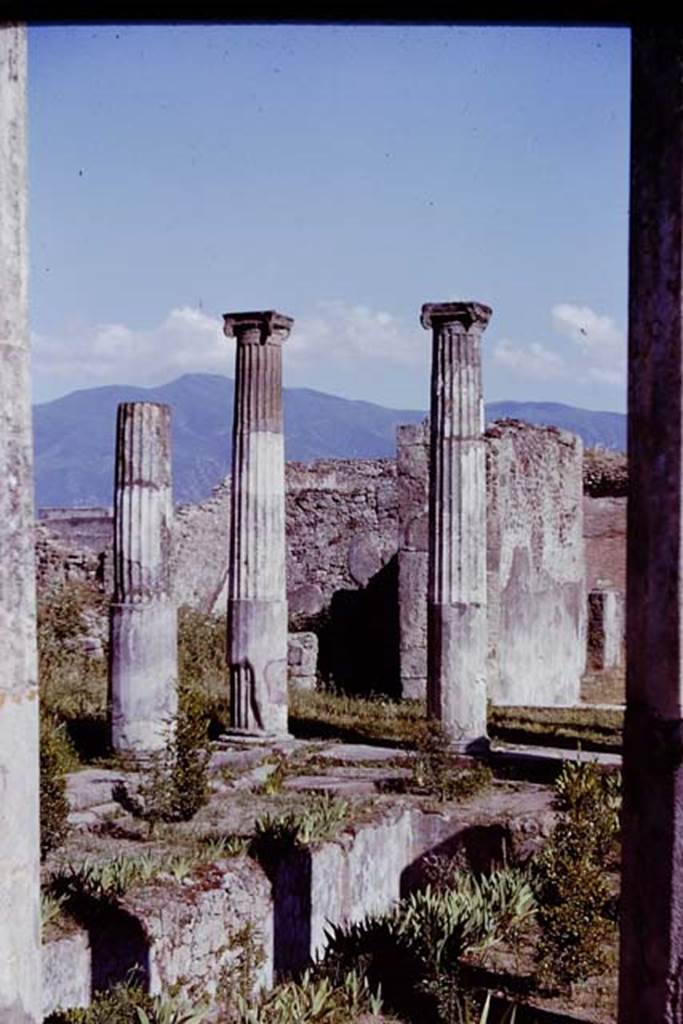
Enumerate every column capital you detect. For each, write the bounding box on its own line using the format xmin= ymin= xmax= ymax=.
xmin=420 ymin=301 xmax=492 ymax=332
xmin=223 ymin=310 xmax=294 ymax=344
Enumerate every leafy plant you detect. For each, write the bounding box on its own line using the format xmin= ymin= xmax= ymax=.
xmin=40 ymin=714 xmax=75 ymax=859
xmin=198 ymin=834 xmax=250 ymax=860
xmin=135 ymin=992 xmax=210 ymax=1024
xmin=38 ymin=582 xmax=108 ymax=715
xmin=41 ymin=890 xmax=67 ymax=929
xmin=532 ymin=758 xmax=621 ymax=987
xmin=258 ymin=756 xmax=288 ymax=796
xmin=45 ymin=985 xmax=210 ymax=1024
xmin=136 ymin=684 xmax=211 ymax=825
xmin=50 ymin=853 xmax=160 ymax=907
xmin=320 ymin=865 xmax=535 ymax=1022
xmin=217 ymin=921 xmax=267 ymax=1015
xmin=412 ymin=720 xmax=493 ymax=802
xmin=177 ymin=606 xmax=229 ymax=735
xmin=237 ymin=968 xmax=383 ymax=1024
xmin=44 ymin=983 xmax=155 ymax=1024
xmin=250 ymin=793 xmax=351 ymax=871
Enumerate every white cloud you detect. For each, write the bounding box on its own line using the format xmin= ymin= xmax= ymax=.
xmin=552 ymin=303 xmax=626 ymax=384
xmin=32 ymin=300 xmax=422 ymax=400
xmin=288 ymin=300 xmax=420 ymax=367
xmin=32 ymin=306 xmax=227 ymax=391
xmin=492 ymin=338 xmax=567 ymax=379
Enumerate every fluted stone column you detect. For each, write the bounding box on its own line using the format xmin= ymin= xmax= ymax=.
xmin=0 ymin=24 xmax=42 ymax=1023
xmin=422 ymin=302 xmax=491 ymax=752
xmin=618 ymin=28 xmax=683 ymax=1024
xmin=109 ymin=402 xmax=178 ymax=753
xmin=224 ymin=310 xmax=292 ymax=736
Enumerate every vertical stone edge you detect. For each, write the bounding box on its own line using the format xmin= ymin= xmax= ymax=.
xmin=618 ymin=27 xmax=683 ymax=1024
xmin=0 ymin=22 xmax=42 ymax=1023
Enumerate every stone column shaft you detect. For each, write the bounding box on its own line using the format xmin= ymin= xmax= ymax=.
xmin=224 ymin=310 xmax=292 ymax=736
xmin=618 ymin=28 xmax=683 ymax=1024
xmin=109 ymin=402 xmax=177 ymax=753
xmin=0 ymin=23 xmax=42 ymax=1023
xmin=422 ymin=302 xmax=490 ymax=751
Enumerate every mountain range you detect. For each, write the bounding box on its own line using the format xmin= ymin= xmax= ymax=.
xmin=33 ymin=374 xmax=626 ymax=507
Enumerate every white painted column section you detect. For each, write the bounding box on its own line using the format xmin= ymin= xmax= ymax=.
xmin=422 ymin=301 xmax=491 ymax=752
xmin=224 ymin=311 xmax=292 ymax=736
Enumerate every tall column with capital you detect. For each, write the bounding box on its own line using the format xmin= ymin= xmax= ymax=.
xmin=0 ymin=24 xmax=42 ymax=1022
xmin=109 ymin=402 xmax=178 ymax=753
xmin=421 ymin=302 xmax=491 ymax=751
xmin=618 ymin=28 xmax=683 ymax=1024
xmin=224 ymin=310 xmax=292 ymax=736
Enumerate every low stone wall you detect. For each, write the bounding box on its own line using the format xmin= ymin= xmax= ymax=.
xmin=42 ymin=790 xmax=554 ymax=1015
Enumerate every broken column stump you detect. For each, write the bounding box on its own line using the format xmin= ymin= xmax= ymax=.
xmin=109 ymin=402 xmax=178 ymax=753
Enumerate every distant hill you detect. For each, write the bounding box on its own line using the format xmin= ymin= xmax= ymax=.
xmin=485 ymin=400 xmax=626 ymax=452
xmin=33 ymin=375 xmax=626 ymax=507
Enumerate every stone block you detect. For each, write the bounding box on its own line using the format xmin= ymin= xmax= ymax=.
xmin=397 ymin=441 xmax=429 ymax=479
xmin=119 ymin=857 xmax=273 ymax=998
xmin=287 ymin=632 xmax=318 ymax=690
xmin=347 ymin=533 xmax=383 ymax=587
xmin=587 ymin=587 xmax=624 ymax=671
xmin=42 ymin=928 xmax=91 ymax=1018
xmin=396 ymin=422 xmax=428 ymax=447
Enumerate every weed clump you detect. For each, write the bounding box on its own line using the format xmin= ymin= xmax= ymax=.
xmin=135 ymin=685 xmax=211 ymax=825
xmin=533 ymin=758 xmax=621 ymax=988
xmin=40 ymin=715 xmax=76 ymax=859
xmin=411 ymin=720 xmax=493 ymax=802
xmin=44 ymin=984 xmax=209 ymax=1024
xmin=178 ymin=606 xmax=229 ymax=735
xmin=250 ymin=793 xmax=351 ymax=872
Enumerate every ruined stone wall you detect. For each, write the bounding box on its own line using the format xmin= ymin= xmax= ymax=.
xmin=35 ymin=425 xmax=585 ymax=704
xmin=485 ymin=420 xmax=585 ymax=705
xmin=397 ymin=419 xmax=585 ymax=706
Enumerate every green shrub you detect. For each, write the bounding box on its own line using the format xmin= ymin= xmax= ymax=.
xmin=44 ymin=985 xmax=208 ymax=1024
xmin=40 ymin=715 xmax=75 ymax=859
xmin=532 ymin=759 xmax=621 ymax=987
xmin=412 ymin=720 xmax=493 ymax=802
xmin=44 ymin=984 xmax=155 ymax=1024
xmin=136 ymin=685 xmax=211 ymax=825
xmin=178 ymin=606 xmax=229 ymax=734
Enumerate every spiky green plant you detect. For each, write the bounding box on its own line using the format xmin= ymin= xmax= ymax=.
xmin=237 ymin=968 xmax=383 ymax=1024
xmin=250 ymin=792 xmax=352 ymax=872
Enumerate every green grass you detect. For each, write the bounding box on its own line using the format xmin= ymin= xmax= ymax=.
xmin=488 ymin=705 xmax=623 ymax=753
xmin=289 ymin=687 xmax=426 ymax=747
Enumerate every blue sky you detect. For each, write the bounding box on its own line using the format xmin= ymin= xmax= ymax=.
xmin=28 ymin=24 xmax=630 ymax=412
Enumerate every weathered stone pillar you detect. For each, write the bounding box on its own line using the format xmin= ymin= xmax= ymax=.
xmin=224 ymin=310 xmax=292 ymax=736
xmin=587 ymin=587 xmax=624 ymax=672
xmin=618 ymin=28 xmax=683 ymax=1024
xmin=0 ymin=23 xmax=42 ymax=1023
xmin=422 ymin=302 xmax=490 ymax=751
xmin=109 ymin=402 xmax=177 ymax=752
